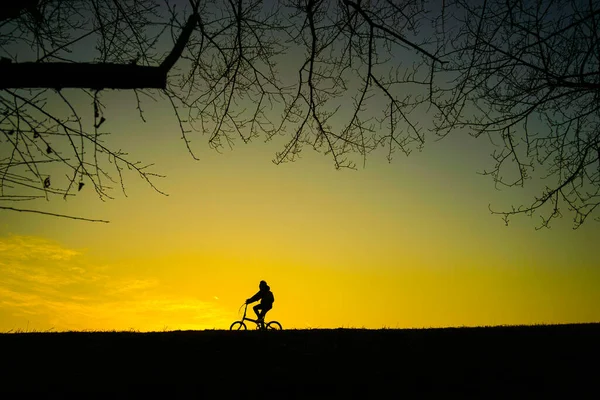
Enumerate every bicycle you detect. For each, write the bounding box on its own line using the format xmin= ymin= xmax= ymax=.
xmin=229 ymin=303 xmax=282 ymax=330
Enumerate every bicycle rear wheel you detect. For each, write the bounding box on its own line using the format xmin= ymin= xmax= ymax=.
xmin=230 ymin=321 xmax=247 ymax=330
xmin=266 ymin=321 xmax=282 ymax=330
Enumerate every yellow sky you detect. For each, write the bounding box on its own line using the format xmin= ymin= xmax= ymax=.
xmin=1 ymin=91 xmax=599 ymax=331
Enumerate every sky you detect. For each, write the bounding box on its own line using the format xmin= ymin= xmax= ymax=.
xmin=1 ymin=0 xmax=599 ymax=332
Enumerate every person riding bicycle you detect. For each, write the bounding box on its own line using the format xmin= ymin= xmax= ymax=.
xmin=246 ymin=280 xmax=274 ymax=322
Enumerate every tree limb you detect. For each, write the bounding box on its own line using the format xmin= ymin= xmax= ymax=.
xmin=0 ymin=5 xmax=201 ymax=90
xmin=0 ymin=62 xmax=165 ymax=90
xmin=0 ymin=0 xmax=39 ymax=22
xmin=0 ymin=206 xmax=110 ymax=223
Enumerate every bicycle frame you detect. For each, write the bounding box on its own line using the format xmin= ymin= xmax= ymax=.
xmin=239 ymin=303 xmax=266 ymax=328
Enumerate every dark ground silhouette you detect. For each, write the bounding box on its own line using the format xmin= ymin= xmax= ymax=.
xmin=1 ymin=323 xmax=598 ymax=398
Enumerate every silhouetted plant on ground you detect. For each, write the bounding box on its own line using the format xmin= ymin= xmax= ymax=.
xmin=1 ymin=0 xmax=598 ymax=228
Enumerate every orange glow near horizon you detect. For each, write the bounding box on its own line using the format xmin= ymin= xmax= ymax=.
xmin=1 ymin=230 xmax=599 ymax=332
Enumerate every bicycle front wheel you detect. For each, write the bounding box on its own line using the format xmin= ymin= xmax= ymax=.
xmin=230 ymin=321 xmax=247 ymax=330
xmin=266 ymin=321 xmax=282 ymax=330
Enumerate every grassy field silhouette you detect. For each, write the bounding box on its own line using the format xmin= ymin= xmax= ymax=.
xmin=2 ymin=323 xmax=598 ymax=397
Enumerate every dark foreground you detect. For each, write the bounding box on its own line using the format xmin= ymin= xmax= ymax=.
xmin=1 ymin=324 xmax=599 ymax=398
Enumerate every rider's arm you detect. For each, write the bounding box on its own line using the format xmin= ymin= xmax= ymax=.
xmin=246 ymin=291 xmax=261 ymax=303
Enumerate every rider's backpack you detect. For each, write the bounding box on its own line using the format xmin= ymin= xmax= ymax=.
xmin=266 ymin=291 xmax=275 ymax=304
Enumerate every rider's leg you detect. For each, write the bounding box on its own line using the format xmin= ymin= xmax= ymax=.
xmin=261 ymin=305 xmax=272 ymax=321
xmin=253 ymin=304 xmax=262 ymax=319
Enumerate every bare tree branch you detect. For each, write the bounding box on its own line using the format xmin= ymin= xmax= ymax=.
xmin=0 ymin=206 xmax=109 ymax=222
xmin=1 ymin=0 xmax=598 ymax=229
xmin=0 ymin=62 xmax=167 ymax=89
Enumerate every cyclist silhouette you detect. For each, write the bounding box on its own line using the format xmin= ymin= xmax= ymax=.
xmin=245 ymin=280 xmax=274 ymax=321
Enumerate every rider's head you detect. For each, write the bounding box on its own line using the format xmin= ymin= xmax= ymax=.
xmin=259 ymin=280 xmax=267 ymax=290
